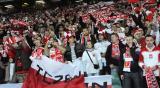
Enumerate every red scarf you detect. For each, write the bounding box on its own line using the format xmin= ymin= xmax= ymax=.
xmin=60 ymin=36 xmax=67 ymax=47
xmin=124 ymin=47 xmax=131 ymax=58
xmin=50 ymin=48 xmax=64 ymax=63
xmin=63 ymin=38 xmax=68 ymax=47
xmin=145 ymin=68 xmax=159 ymax=88
xmin=43 ymin=35 xmax=51 ymax=44
xmin=123 ymin=47 xmax=132 ymax=71
xmin=81 ymin=34 xmax=91 ymax=45
xmin=3 ymin=36 xmax=22 ymax=45
xmin=112 ymin=43 xmax=120 ymax=57
xmin=31 ymin=47 xmax=44 ymax=59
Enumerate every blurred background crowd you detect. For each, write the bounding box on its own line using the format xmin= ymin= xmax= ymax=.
xmin=0 ymin=0 xmax=160 ymax=88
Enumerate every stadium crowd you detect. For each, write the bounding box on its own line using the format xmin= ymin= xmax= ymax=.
xmin=0 ymin=0 xmax=160 ymax=88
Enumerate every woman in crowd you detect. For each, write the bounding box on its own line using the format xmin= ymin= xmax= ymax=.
xmin=94 ymin=28 xmax=111 ymax=75
xmin=82 ymin=41 xmax=102 ymax=76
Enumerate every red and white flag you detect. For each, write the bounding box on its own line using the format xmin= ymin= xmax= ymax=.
xmin=10 ymin=19 xmax=29 ymax=26
xmin=22 ymin=55 xmax=85 ymax=88
xmin=3 ymin=36 xmax=23 ymax=45
xmin=145 ymin=68 xmax=159 ymax=88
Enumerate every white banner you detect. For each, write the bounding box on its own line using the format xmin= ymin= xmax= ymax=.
xmin=0 ymin=83 xmax=22 ymax=88
xmin=31 ymin=55 xmax=83 ymax=81
xmin=85 ymin=75 xmax=112 ymax=85
xmin=31 ymin=55 xmax=112 ymax=87
xmin=0 ymin=56 xmax=112 ymax=88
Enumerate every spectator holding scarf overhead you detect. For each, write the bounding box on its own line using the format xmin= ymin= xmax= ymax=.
xmin=132 ymin=27 xmax=146 ymax=48
xmin=82 ymin=40 xmax=102 ymax=76
xmin=44 ymin=37 xmax=66 ymax=63
xmin=64 ymin=31 xmax=85 ymax=63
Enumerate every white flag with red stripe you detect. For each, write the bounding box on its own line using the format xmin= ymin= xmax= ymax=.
xmin=22 ymin=55 xmax=85 ymax=88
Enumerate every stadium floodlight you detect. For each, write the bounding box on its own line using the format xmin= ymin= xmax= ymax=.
xmin=36 ymin=0 xmax=45 ymax=4
xmin=4 ymin=5 xmax=14 ymax=8
xmin=75 ymin=0 xmax=83 ymax=3
xmin=0 ymin=0 xmax=14 ymax=3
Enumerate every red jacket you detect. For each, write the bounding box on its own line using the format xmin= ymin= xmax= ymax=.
xmin=7 ymin=45 xmax=16 ymax=59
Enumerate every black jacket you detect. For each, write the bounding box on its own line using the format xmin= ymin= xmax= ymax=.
xmin=64 ymin=43 xmax=85 ymax=62
xmin=119 ymin=44 xmax=141 ymax=75
xmin=130 ymin=14 xmax=147 ymax=34
xmin=105 ymin=41 xmax=125 ymax=66
xmin=0 ymin=67 xmax=5 ymax=83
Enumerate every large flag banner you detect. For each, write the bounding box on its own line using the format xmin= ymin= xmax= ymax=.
xmin=22 ymin=55 xmax=85 ymax=88
xmin=0 ymin=75 xmax=112 ymax=88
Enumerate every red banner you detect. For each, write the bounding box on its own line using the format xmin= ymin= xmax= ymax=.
xmin=22 ymin=68 xmax=85 ymax=88
xmin=128 ymin=0 xmax=139 ymax=3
